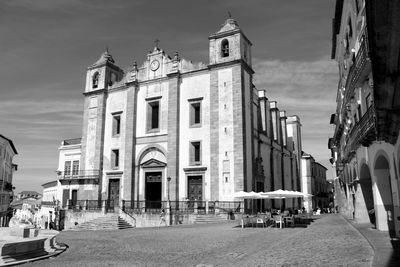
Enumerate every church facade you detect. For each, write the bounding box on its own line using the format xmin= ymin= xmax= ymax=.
xmin=57 ymin=18 xmax=302 ymax=210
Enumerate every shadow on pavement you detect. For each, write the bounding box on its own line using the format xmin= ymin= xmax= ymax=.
xmin=385 ymin=248 xmax=400 ymax=267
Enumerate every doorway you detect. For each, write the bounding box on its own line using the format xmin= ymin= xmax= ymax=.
xmin=62 ymin=189 xmax=69 ymax=208
xmin=188 ymin=176 xmax=202 ymax=201
xmin=108 ymin=179 xmax=120 ymax=208
xmin=188 ymin=176 xmax=203 ymax=211
xmin=145 ymin=172 xmax=162 ymax=209
xmin=71 ymin=189 xmax=77 ymax=207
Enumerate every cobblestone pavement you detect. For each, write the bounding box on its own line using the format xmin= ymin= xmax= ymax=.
xmin=24 ymin=214 xmax=373 ymax=267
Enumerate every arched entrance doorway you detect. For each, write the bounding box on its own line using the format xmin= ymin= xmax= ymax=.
xmin=358 ymin=163 xmax=375 ymax=225
xmin=374 ymin=155 xmax=395 ymax=236
xmin=139 ymin=148 xmax=167 ymax=210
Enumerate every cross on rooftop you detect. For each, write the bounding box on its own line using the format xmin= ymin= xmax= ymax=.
xmin=154 ymin=39 xmax=160 ymax=48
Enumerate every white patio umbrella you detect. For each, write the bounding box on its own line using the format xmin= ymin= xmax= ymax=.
xmin=231 ymin=191 xmax=263 ymax=214
xmin=231 ymin=191 xmax=263 ymax=199
xmin=260 ymin=189 xmax=311 ymax=211
xmin=260 ymin=189 xmax=310 ymax=199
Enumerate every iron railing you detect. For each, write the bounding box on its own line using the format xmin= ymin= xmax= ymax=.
xmin=41 ymin=201 xmax=57 ymax=207
xmin=344 ymin=105 xmax=376 ymax=159
xmin=86 ymin=200 xmax=102 ymax=211
xmin=344 ymin=31 xmax=371 ymax=103
xmin=214 ymin=201 xmax=242 ymax=213
xmin=58 ymin=170 xmax=100 ymax=180
xmin=123 ymin=201 xmax=168 ymax=214
xmin=64 ymin=199 xmax=244 ymax=216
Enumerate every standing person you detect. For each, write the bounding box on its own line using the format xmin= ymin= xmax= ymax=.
xmin=159 ymin=208 xmax=167 ymax=227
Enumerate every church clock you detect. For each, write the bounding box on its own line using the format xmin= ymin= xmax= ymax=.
xmin=150 ymin=60 xmax=160 ymax=71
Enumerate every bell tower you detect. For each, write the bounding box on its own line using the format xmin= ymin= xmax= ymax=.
xmin=84 ymin=49 xmax=123 ymax=93
xmin=80 ymin=49 xmax=123 ymax=188
xmin=209 ymin=17 xmax=252 ymax=68
xmin=208 ymin=17 xmax=255 ymax=199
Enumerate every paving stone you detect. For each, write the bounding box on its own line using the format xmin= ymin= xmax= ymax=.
xmin=25 ymin=214 xmax=373 ymax=267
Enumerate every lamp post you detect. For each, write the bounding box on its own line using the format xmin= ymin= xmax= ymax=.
xmin=167 ymin=177 xmax=171 ymax=201
xmin=167 ymin=176 xmax=172 ymax=225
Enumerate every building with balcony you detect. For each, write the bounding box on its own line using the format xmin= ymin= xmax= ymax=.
xmin=329 ymin=0 xmax=400 ymax=239
xmin=0 ymin=134 xmax=18 ymax=226
xmin=55 ymin=17 xmax=303 ymax=213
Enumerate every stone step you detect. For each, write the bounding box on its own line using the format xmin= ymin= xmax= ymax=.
xmin=194 ymin=214 xmax=228 ymax=224
xmin=71 ymin=215 xmax=134 ymax=231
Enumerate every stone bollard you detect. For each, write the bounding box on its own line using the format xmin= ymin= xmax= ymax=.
xmin=83 ymin=200 xmax=88 ymax=211
xmin=194 ymin=201 xmax=198 ymax=215
xmin=205 ymin=201 xmax=209 ymax=214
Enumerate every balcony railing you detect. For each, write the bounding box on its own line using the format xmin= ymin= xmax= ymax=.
xmin=41 ymin=201 xmax=57 ymax=207
xmin=58 ymin=170 xmax=100 ymax=180
xmin=344 ymin=32 xmax=371 ymax=102
xmin=344 ymin=105 xmax=376 ymax=159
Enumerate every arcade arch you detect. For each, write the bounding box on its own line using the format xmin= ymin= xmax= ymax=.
xmin=359 ymin=163 xmax=375 ymax=225
xmin=374 ymin=154 xmax=395 ymax=236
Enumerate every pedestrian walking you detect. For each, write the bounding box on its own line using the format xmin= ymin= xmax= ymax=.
xmin=159 ymin=208 xmax=167 ymax=227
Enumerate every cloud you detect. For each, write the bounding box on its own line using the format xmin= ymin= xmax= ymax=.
xmin=254 ymin=58 xmax=338 ymax=164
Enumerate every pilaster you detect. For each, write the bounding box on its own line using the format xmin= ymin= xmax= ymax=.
xmin=167 ymin=73 xmax=180 ymax=201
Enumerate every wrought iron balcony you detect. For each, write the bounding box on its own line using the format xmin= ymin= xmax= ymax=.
xmin=41 ymin=201 xmax=57 ymax=207
xmin=344 ymin=32 xmax=371 ymax=102
xmin=57 ymin=170 xmax=100 ymax=180
xmin=344 ymin=105 xmax=376 ymax=159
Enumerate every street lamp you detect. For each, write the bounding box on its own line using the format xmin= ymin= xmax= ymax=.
xmin=167 ymin=176 xmax=171 ymax=201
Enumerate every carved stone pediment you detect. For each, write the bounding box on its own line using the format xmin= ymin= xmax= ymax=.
xmin=141 ymin=158 xmax=167 ymax=168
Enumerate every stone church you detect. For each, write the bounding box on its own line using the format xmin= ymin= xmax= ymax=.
xmin=57 ymin=18 xmax=302 ymax=210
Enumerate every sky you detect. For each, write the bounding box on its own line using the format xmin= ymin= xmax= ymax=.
xmin=0 ymin=0 xmax=338 ymax=193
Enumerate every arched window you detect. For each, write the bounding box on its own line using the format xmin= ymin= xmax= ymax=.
xmin=221 ymin=39 xmax=229 ymax=57
xmin=92 ymin=72 xmax=99 ymax=89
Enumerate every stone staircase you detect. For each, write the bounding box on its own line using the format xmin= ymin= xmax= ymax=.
xmin=70 ymin=213 xmax=135 ymax=231
xmin=193 ymin=214 xmax=228 ymax=224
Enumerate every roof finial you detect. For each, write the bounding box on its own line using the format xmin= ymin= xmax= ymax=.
xmin=106 ymin=45 xmax=109 ymax=53
xmin=154 ymin=39 xmax=160 ymax=48
xmin=228 ymin=11 xmax=232 ymax=18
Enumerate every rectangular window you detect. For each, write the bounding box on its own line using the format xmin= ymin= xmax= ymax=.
xmin=111 ymin=149 xmax=119 ymax=169
xmin=72 ymin=160 xmax=79 ymax=176
xmin=112 ymin=113 xmax=121 ymax=136
xmin=190 ymin=141 xmax=201 ymax=165
xmin=190 ymin=102 xmax=202 ymax=127
xmin=147 ymin=100 xmax=160 ymax=132
xmin=64 ymin=161 xmax=71 ymax=176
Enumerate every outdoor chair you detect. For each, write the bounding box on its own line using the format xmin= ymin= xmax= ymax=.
xmin=272 ymin=215 xmax=284 ymax=228
xmin=285 ymin=215 xmax=295 ymax=227
xmin=264 ymin=212 xmax=272 ymax=226
xmin=256 ymin=217 xmax=265 ymax=228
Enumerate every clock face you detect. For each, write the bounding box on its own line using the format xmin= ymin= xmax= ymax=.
xmin=150 ymin=60 xmax=160 ymax=71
